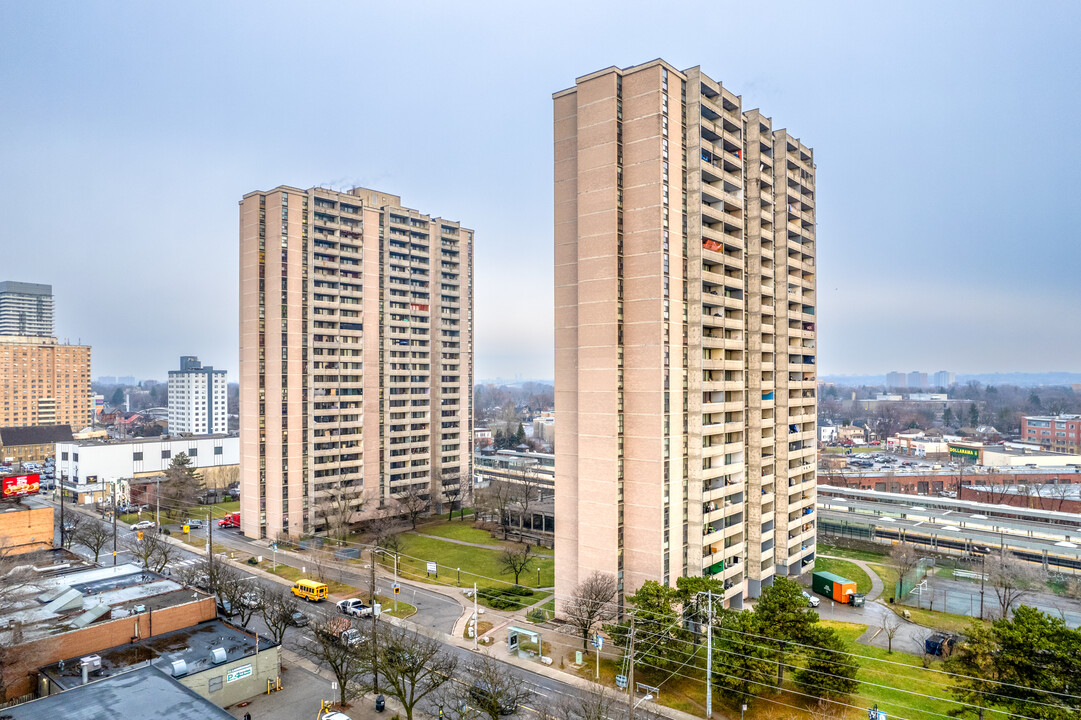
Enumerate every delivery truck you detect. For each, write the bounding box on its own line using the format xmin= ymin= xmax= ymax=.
xmin=812 ymin=571 xmax=865 ymax=606
xmin=218 ymin=512 xmax=240 ymax=528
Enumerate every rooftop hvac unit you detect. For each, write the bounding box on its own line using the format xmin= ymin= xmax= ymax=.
xmin=210 ymin=647 xmax=227 ymax=664
xmin=80 ymin=655 xmax=101 ymax=671
xmin=170 ymin=659 xmax=187 ymax=677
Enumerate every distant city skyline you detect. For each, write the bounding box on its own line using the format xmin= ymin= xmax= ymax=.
xmin=2 ymin=2 xmax=1079 ymax=380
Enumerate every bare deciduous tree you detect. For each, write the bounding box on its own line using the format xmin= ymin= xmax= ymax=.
xmin=890 ymin=541 xmax=921 ymax=596
xmin=551 ymin=683 xmax=623 ymax=720
xmin=986 ymin=551 xmax=1044 ymax=618
xmin=214 ymin=562 xmax=260 ymax=627
xmin=881 ymin=613 xmax=902 ymax=654
xmin=499 ymin=543 xmax=533 ymax=585
xmin=510 ymin=467 xmax=543 ymax=536
xmin=300 ymin=613 xmax=370 ymax=708
xmin=260 ymin=585 xmax=299 ymax=645
xmin=315 ymin=481 xmax=362 ymax=539
xmin=476 ymin=479 xmax=515 ymax=539
xmin=56 ymin=511 xmax=84 ymax=549
xmin=126 ymin=531 xmax=175 ymax=573
xmin=378 ymin=624 xmax=459 ymax=720
xmin=75 ymin=518 xmax=112 ymax=563
xmin=456 ymin=654 xmax=536 ymax=720
xmin=395 ymin=483 xmax=430 ymax=530
xmin=564 ymin=571 xmax=618 ymax=649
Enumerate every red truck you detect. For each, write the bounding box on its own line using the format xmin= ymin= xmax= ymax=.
xmin=218 ymin=512 xmax=240 ymax=528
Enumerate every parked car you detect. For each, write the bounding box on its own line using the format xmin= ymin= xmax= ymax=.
xmin=336 ymin=598 xmax=372 ymax=617
xmin=239 ymin=592 xmax=261 ymax=608
xmin=289 ymin=611 xmax=310 ymax=627
xmin=185 ymin=518 xmax=204 ymax=529
xmin=130 ymin=520 xmax=155 ymax=531
xmin=801 ymin=590 xmax=820 ymax=608
xmin=217 ymin=599 xmax=237 ymax=617
xmin=340 ymin=628 xmax=364 ymax=647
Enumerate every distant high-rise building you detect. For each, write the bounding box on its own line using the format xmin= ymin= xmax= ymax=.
xmin=907 ymin=371 xmax=929 ymax=389
xmin=885 ymin=371 xmax=906 ymax=388
xmin=239 ymin=185 xmax=473 ymax=540
xmin=554 ymin=60 xmax=817 ymax=610
xmin=932 ymin=370 xmax=955 ymax=388
xmin=168 ymin=356 xmax=227 ymax=435
xmin=0 ymin=281 xmax=54 ymax=337
xmin=0 ymin=335 xmax=91 ymax=428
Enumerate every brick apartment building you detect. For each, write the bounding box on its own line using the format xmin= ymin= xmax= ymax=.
xmin=1022 ymin=414 xmax=1081 ymax=454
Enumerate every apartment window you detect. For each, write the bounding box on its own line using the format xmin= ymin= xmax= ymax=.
xmin=61 ymin=452 xmax=69 ymax=460
xmin=162 ymin=450 xmax=172 ymax=459
xmin=214 ymin=446 xmax=223 ymax=455
xmin=133 ymin=452 xmax=143 ymax=461
xmin=188 ymin=447 xmax=198 ymax=457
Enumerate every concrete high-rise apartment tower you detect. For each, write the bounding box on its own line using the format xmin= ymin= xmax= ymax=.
xmin=239 ymin=186 xmax=473 ymax=540
xmin=554 ymin=60 xmax=817 ymax=609
xmin=906 ymin=371 xmax=928 ymax=389
xmin=932 ymin=370 xmax=955 ymax=388
xmin=168 ymin=356 xmax=227 ymax=435
xmin=885 ymin=371 xmax=907 ymax=389
xmin=0 ymin=281 xmax=54 ymax=337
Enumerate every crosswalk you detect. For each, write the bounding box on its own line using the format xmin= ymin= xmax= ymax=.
xmin=166 ymin=558 xmax=199 ymax=570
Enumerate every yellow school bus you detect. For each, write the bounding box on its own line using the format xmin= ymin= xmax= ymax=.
xmin=290 ymin=579 xmax=329 ymax=602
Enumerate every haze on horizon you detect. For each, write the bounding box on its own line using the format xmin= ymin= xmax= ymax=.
xmin=1 ymin=1 xmax=1078 ymax=382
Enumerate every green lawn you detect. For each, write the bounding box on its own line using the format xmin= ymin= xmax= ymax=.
xmin=817 ymin=542 xmax=889 ymax=564
xmin=821 ymin=621 xmax=976 ymax=720
xmin=419 ymin=521 xmax=501 ymax=545
xmin=390 ymin=533 xmax=553 ymax=609
xmin=891 ymin=605 xmax=985 ymax=635
xmin=814 ymin=557 xmax=874 ymax=595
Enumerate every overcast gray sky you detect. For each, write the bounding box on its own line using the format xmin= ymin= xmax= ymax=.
xmin=2 ymin=1 xmax=1078 ymax=382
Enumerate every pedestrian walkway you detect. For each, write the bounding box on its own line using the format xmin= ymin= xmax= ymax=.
xmin=818 ymin=554 xmax=886 ymax=601
xmin=414 ymin=532 xmax=513 ymax=552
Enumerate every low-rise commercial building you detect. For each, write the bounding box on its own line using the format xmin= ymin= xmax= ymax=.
xmin=0 ymin=562 xmax=216 ymax=700
xmin=886 ymin=432 xmax=952 ymax=458
xmin=0 ymin=424 xmax=72 ymax=464
xmin=38 ymin=619 xmax=280 ymax=708
xmin=948 ymin=442 xmax=1081 ymax=467
xmin=55 ymin=435 xmax=239 ymax=505
xmin=820 ymin=465 xmax=1081 ymax=496
xmin=6 ymin=665 xmax=235 ymax=720
xmin=0 ymin=499 xmax=53 ymax=554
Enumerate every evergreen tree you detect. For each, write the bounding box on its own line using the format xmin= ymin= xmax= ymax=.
xmin=969 ymin=403 xmax=980 ymax=427
xmin=713 ymin=609 xmax=776 ymax=704
xmin=514 ymin=422 xmax=526 ymax=446
xmin=793 ymin=624 xmax=859 ymax=699
xmin=942 ymin=407 xmax=953 ymax=427
xmin=753 ymin=577 xmax=818 ymax=684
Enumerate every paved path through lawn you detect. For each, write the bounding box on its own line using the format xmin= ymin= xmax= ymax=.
xmin=819 ymin=554 xmax=886 ymax=601
xmin=414 ymin=532 xmax=508 ymax=551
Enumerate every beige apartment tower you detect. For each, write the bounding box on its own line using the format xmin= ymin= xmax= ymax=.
xmin=554 ymin=60 xmax=817 ymax=610
xmin=0 ymin=335 xmax=92 ymax=429
xmin=239 ymin=186 xmax=473 ymax=540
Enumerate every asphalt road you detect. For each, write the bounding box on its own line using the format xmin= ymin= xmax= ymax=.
xmin=44 ymin=496 xmax=590 ymax=718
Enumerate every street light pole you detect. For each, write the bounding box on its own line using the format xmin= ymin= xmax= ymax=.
xmin=706 ymin=589 xmax=713 ymax=719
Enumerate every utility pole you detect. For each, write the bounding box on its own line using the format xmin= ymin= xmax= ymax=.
xmin=59 ymin=472 xmax=66 ymax=547
xmin=207 ymin=511 xmax=213 ymax=596
xmin=979 ymin=552 xmax=985 ymax=620
xmin=393 ymin=554 xmax=398 ymax=613
xmin=627 ymin=614 xmax=637 ymax=720
xmin=111 ymin=482 xmax=118 ymax=566
xmin=370 ymin=548 xmax=379 ymax=694
xmin=705 ymin=589 xmax=713 ymax=720
xmin=155 ymin=479 xmax=160 ymax=531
